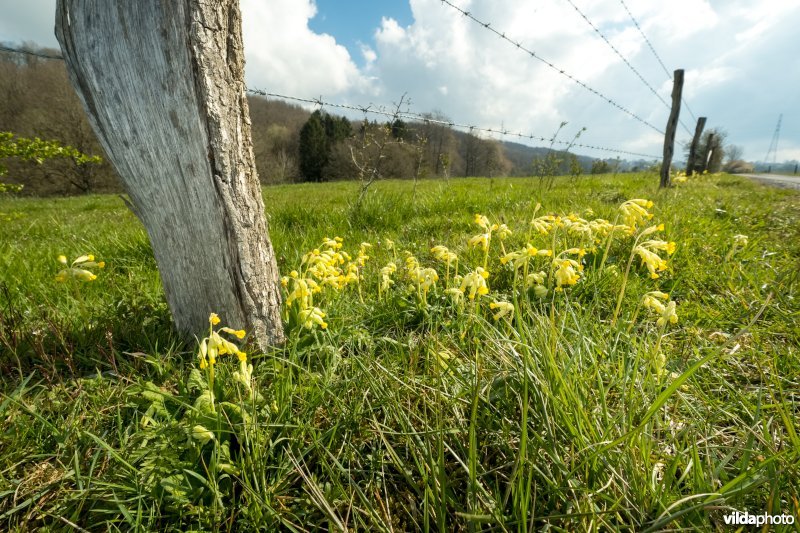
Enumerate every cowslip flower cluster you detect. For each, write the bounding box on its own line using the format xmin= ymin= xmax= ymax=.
xmin=197 ymin=313 xmax=247 ymax=370
xmin=642 ymin=291 xmax=679 ymax=327
xmin=55 ymin=254 xmax=105 ymax=282
xmin=281 ymin=198 xmax=681 ymax=335
xmin=489 ymin=300 xmax=514 ymax=320
xmin=634 ymin=230 xmax=677 ymax=279
xmin=619 ymin=199 xmax=654 ymax=228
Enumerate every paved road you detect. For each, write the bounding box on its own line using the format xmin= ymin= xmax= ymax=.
xmin=740 ymin=173 xmax=800 ymax=190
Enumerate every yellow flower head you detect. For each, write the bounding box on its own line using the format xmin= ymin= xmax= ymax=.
xmin=489 ymin=301 xmax=514 ymax=320
xmin=495 ymin=224 xmax=512 ymax=240
xmin=474 ymin=213 xmax=491 ymax=230
xmin=460 ymin=267 xmax=490 ymax=300
xmin=553 ymin=259 xmax=581 ymax=287
xmin=619 ymin=199 xmax=654 ymax=228
xmin=209 ymin=313 xmax=221 ymax=326
xmin=468 ymin=233 xmax=490 ymax=251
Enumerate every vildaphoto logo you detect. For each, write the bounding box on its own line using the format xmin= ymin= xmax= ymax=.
xmin=723 ymin=510 xmax=795 ymax=526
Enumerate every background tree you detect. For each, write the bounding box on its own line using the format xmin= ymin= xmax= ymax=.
xmin=56 ymin=0 xmax=285 ymax=348
xmin=299 ymin=110 xmax=328 ymax=182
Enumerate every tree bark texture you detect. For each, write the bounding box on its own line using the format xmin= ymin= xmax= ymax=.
xmin=55 ymin=0 xmax=285 ymax=348
xmin=659 ymin=69 xmax=683 ymax=188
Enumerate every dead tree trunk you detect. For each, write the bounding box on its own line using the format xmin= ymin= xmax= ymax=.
xmin=55 ymin=0 xmax=285 ymax=348
xmin=659 ymin=69 xmax=683 ymax=188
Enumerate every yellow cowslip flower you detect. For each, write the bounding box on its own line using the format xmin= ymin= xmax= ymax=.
xmin=357 ymin=243 xmax=371 ymax=267
xmin=564 ymin=247 xmax=587 ymax=258
xmin=221 ymin=327 xmax=246 ymax=340
xmin=210 ymin=313 xmax=221 ymax=326
xmin=380 ymin=262 xmax=397 ymax=292
xmin=530 ymin=214 xmax=558 ymax=235
xmin=460 ymin=267 xmax=490 ymax=300
xmin=285 ymin=278 xmax=314 ymax=309
xmin=298 ymin=306 xmax=327 ymax=329
xmin=384 ymin=238 xmax=395 ymax=250
xmin=489 ymin=301 xmax=514 ymax=320
xmin=639 ymin=223 xmax=665 ymax=238
xmin=232 ymin=359 xmax=254 ymax=391
xmin=431 ymin=245 xmax=458 ymax=266
xmin=468 ymin=232 xmax=490 ymax=251
xmin=500 ymin=249 xmax=527 ymax=268
xmin=643 ymin=292 xmax=678 ymax=327
xmin=553 ymin=259 xmax=582 ymax=288
xmin=445 ymin=287 xmax=465 ymax=304
xmin=404 ymin=252 xmax=419 ymax=274
xmin=526 ymin=271 xmax=547 ymax=287
xmin=321 ymin=237 xmax=343 ymax=249
xmin=619 ymin=199 xmax=654 ymax=228
xmin=495 ymin=224 xmax=512 ymax=240
xmin=657 ymin=301 xmax=678 ymax=327
xmin=55 ymin=253 xmax=103 ymax=282
xmin=474 ymin=213 xmax=491 ymax=230
xmin=634 ymin=245 xmax=669 ymax=279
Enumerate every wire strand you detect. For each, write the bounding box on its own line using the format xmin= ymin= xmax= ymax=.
xmin=438 ymin=0 xmax=665 ymax=136
xmin=248 ymin=88 xmax=660 ymax=160
xmin=561 ymin=0 xmax=693 ymax=137
xmin=616 ymin=0 xmax=698 ymax=124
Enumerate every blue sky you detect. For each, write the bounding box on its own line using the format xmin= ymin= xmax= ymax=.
xmin=307 ymin=0 xmax=413 ymax=67
xmin=1 ymin=0 xmax=799 ymax=163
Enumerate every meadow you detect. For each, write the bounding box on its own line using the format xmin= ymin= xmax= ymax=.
xmin=1 ymin=172 xmax=798 ymax=531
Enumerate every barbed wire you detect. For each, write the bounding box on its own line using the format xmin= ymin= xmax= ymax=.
xmin=438 ymin=0 xmax=665 ymax=137
xmin=0 ymin=44 xmax=63 ymax=60
xmin=617 ymin=0 xmax=699 ymax=124
xmin=561 ymin=0 xmax=693 ymax=137
xmin=248 ymin=88 xmax=660 ymax=160
xmin=0 ymin=44 xmax=661 ymax=160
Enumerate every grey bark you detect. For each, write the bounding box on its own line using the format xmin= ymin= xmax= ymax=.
xmin=55 ymin=0 xmax=284 ymax=348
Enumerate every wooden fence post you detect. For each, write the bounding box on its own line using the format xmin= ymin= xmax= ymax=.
xmin=660 ymin=69 xmax=684 ymax=188
xmin=702 ymin=133 xmax=715 ymax=172
xmin=685 ymin=117 xmax=706 ymax=176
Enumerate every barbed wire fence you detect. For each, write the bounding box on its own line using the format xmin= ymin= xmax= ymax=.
xmin=3 ymin=11 xmax=703 ymax=169
xmin=246 ymin=88 xmax=660 ymax=160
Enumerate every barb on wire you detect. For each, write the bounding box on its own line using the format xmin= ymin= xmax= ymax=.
xmin=249 ymin=88 xmax=660 ymax=160
xmin=617 ymin=0 xmax=698 ymax=124
xmin=438 ymin=0 xmax=665 ymax=136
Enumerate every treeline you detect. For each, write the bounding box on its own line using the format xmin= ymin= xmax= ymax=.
xmin=2 ymin=43 xmax=644 ymax=195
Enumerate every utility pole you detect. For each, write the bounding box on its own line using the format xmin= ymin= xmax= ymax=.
xmin=763 ymin=114 xmax=782 ymax=173
xmin=660 ymin=69 xmax=683 ymax=188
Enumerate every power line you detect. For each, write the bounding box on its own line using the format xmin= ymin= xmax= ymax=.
xmin=561 ymin=0 xmax=693 ymax=137
xmin=248 ymin=88 xmax=660 ymax=160
xmin=616 ymin=0 xmax=698 ymax=124
xmin=438 ymin=0 xmax=665 ymax=136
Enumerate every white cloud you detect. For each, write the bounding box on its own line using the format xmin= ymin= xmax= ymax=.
xmin=240 ymin=0 xmax=368 ymax=96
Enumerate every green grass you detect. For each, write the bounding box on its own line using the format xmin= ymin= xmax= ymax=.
xmin=1 ymin=172 xmax=799 ymax=531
